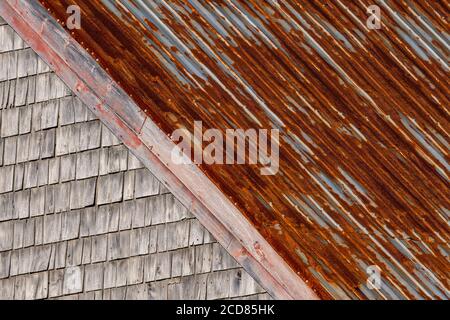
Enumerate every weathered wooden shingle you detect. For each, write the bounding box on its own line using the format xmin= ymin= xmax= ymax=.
xmin=0 ymin=251 xmax=11 ymax=278
xmin=66 ymin=239 xmax=83 ymax=267
xmin=101 ymin=124 xmax=120 ymax=147
xmin=91 ymin=235 xmax=107 ymax=263
xmin=37 ymin=159 xmax=48 ymax=186
xmin=76 ymin=149 xmax=99 ymax=180
xmin=40 ymin=128 xmax=55 ymax=159
xmin=0 ymin=193 xmax=14 ymax=221
xmin=18 ymin=106 xmax=31 ymax=135
xmin=13 ymin=189 xmax=29 ymax=219
xmin=40 ymin=100 xmax=58 ymax=129
xmin=3 ymin=136 xmax=16 ymax=165
xmin=12 ymin=220 xmax=24 ymax=249
xmin=166 ymin=221 xmax=189 ymax=251
xmin=1 ymin=108 xmax=19 ymax=137
xmin=63 ymin=266 xmax=83 ymax=295
xmin=0 ymin=25 xmax=15 ymax=53
xmin=23 ymin=161 xmax=39 ymax=189
xmin=58 ymin=96 xmax=75 ymax=126
xmin=0 ymin=222 xmax=13 ymax=251
xmin=61 ymin=211 xmax=80 ymax=241
xmin=134 ymin=168 xmax=159 ymax=198
xmin=0 ymin=165 xmax=13 ymax=193
xmin=112 ymin=230 xmax=131 ymax=261
xmin=147 ymin=194 xmax=189 ymax=225
xmin=54 ymin=241 xmax=67 ymax=269
xmin=84 ymin=263 xmax=103 ymax=292
xmin=207 ymin=271 xmax=230 ymax=300
xmin=60 ymin=154 xmax=76 ymax=182
xmin=103 ymin=260 xmax=116 ymax=289
xmin=53 ymin=182 xmax=70 ymax=213
xmin=43 ymin=214 xmax=61 ymax=244
xmin=30 ymin=187 xmax=45 ymax=217
xmin=48 ymin=269 xmax=64 ymax=298
xmin=78 ymin=121 xmax=101 ymax=152
xmin=127 ymin=256 xmax=143 ymax=285
xmin=25 ymin=271 xmax=48 ymax=299
xmin=69 ymin=178 xmax=96 ymax=209
xmin=30 ymin=245 xmax=52 ymax=274
xmin=97 ymin=172 xmax=123 ymax=205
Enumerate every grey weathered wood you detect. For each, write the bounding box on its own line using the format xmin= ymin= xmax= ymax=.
xmin=75 ymin=149 xmax=99 ymax=180
xmin=0 ymin=108 xmax=18 ymax=137
xmin=18 ymin=106 xmax=31 ymax=134
xmin=43 ymin=214 xmax=61 ymax=244
xmin=40 ymin=128 xmax=55 ymax=159
xmin=127 ymin=256 xmax=144 ymax=285
xmin=13 ymin=220 xmax=24 ymax=249
xmin=3 ymin=136 xmax=16 ymax=165
xmin=53 ymin=182 xmax=70 ymax=213
xmin=30 ymin=187 xmax=45 ymax=217
xmin=25 ymin=272 xmax=48 ymax=299
xmin=23 ymin=161 xmax=38 ymax=189
xmin=0 ymin=251 xmax=11 ymax=278
xmin=49 ymin=269 xmax=64 ymax=298
xmin=37 ymin=160 xmax=49 ymax=186
xmin=66 ymin=239 xmax=83 ymax=267
xmin=14 ymin=189 xmax=30 ymax=219
xmin=54 ymin=241 xmax=67 ymax=269
xmin=84 ymin=263 xmax=104 ymax=292
xmin=0 ymin=220 xmax=13 ymax=251
xmin=69 ymin=178 xmax=96 ymax=209
xmin=63 ymin=266 xmax=83 ymax=295
xmin=207 ymin=271 xmax=230 ymax=300
xmin=41 ymin=100 xmax=58 ymax=129
xmin=123 ymin=170 xmax=135 ymax=200
xmin=0 ymin=165 xmax=13 ymax=193
xmin=134 ymin=168 xmax=159 ymax=198
xmin=61 ymin=210 xmax=80 ymax=241
xmin=91 ymin=235 xmax=107 ymax=263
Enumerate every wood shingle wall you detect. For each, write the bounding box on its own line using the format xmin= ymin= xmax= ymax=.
xmin=0 ymin=19 xmax=270 ymax=300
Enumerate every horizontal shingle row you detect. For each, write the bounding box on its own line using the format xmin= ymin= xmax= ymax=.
xmin=0 ymin=95 xmax=101 ymax=137
xmin=0 ymin=194 xmax=200 ymax=249
xmin=0 ymin=232 xmax=232 ymax=279
xmin=0 ymin=267 xmax=268 ymax=300
xmin=0 ymin=258 xmax=268 ymax=299
xmin=0 ymin=48 xmax=50 ymax=82
xmin=0 ymin=73 xmax=70 ymax=109
xmin=0 ymin=25 xmax=28 ymax=54
xmin=0 ymin=143 xmax=151 ymax=195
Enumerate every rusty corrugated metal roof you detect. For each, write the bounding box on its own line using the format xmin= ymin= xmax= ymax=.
xmin=13 ymin=0 xmax=450 ymax=299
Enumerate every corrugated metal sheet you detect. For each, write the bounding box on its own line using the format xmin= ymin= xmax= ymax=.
xmin=36 ymin=0 xmax=449 ymax=299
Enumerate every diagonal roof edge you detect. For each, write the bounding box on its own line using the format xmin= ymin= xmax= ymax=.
xmin=0 ymin=0 xmax=319 ymax=299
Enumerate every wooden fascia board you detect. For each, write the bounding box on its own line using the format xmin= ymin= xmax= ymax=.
xmin=0 ymin=0 xmax=319 ymax=300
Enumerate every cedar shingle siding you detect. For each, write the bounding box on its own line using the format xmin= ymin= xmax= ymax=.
xmin=0 ymin=20 xmax=269 ymax=300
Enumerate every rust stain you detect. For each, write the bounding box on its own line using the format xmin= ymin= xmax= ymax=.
xmin=37 ymin=0 xmax=449 ymax=299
